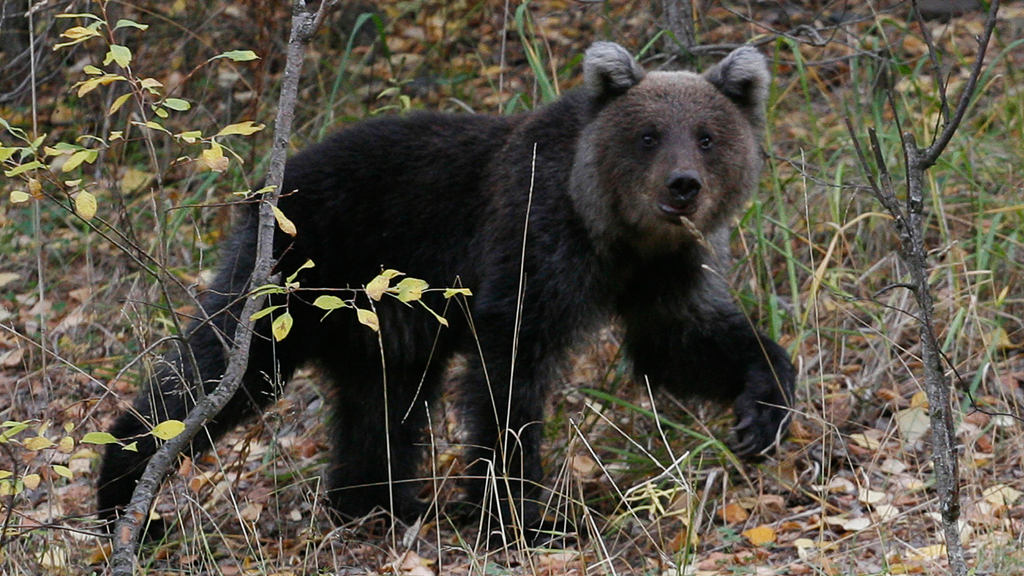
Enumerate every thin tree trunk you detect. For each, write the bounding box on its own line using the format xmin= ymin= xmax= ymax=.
xmin=658 ymin=0 xmax=696 ymax=52
xmin=108 ymin=1 xmax=338 ymax=573
xmin=844 ymin=3 xmax=1000 ymax=574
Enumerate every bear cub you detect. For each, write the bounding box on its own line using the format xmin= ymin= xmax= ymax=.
xmin=98 ymin=42 xmax=795 ymax=540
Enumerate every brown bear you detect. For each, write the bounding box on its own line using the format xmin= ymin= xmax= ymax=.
xmin=97 ymin=42 xmax=794 ymax=542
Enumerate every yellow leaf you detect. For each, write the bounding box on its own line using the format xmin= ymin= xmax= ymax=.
xmin=58 ymin=436 xmax=74 ymax=452
xmin=22 ymin=473 xmax=41 ymax=490
xmin=848 ymin=433 xmax=881 ymax=450
xmin=909 ymin=391 xmax=929 ymax=408
xmin=10 ymin=191 xmax=30 ymax=203
xmin=366 ymin=273 xmax=395 ymax=301
xmin=216 ymin=121 xmax=264 ymax=136
xmin=120 ymin=167 xmax=152 ymax=194
xmin=75 ymin=190 xmax=97 ymax=220
xmin=151 ymin=420 xmax=185 ymax=440
xmin=60 ymin=26 xmax=101 ymax=41
xmin=356 ymin=308 xmax=379 ymax=331
xmin=895 ymin=406 xmax=930 ymax=444
xmin=23 ymin=436 xmax=55 ymax=451
xmin=983 ymin=484 xmax=1023 ymax=507
xmin=271 ymin=311 xmax=293 ymax=341
xmin=742 ymin=525 xmax=776 ymax=546
xmin=719 ymin=502 xmax=749 ymax=524
xmin=271 ymin=204 xmax=296 ymax=236
xmin=907 ymin=544 xmax=946 ymax=560
xmin=987 ymin=326 xmax=1014 ymax=350
xmin=109 ymin=93 xmax=132 ymax=115
xmin=199 ymin=141 xmax=229 ymax=173
xmin=443 ymin=288 xmax=472 ymax=298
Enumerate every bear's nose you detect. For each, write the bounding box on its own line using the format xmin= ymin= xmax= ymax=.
xmin=666 ymin=170 xmax=702 ymax=202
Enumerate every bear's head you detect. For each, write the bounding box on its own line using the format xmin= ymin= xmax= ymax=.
xmin=571 ymin=42 xmax=771 ymax=259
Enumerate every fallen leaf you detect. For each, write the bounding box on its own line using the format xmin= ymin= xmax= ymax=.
xmin=983 ymin=484 xmax=1023 ymax=508
xmin=742 ymin=525 xmax=776 ymax=546
xmin=720 ymin=502 xmax=750 ymax=524
xmin=397 ymin=550 xmax=434 ymax=576
xmin=895 ymin=406 xmax=930 ymax=444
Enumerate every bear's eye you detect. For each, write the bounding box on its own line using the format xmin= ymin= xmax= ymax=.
xmin=698 ymin=133 xmax=713 ymax=150
xmin=640 ymin=133 xmax=658 ymax=148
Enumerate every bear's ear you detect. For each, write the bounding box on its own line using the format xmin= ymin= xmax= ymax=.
xmin=704 ymin=46 xmax=770 ymax=125
xmin=584 ymin=42 xmax=645 ymax=98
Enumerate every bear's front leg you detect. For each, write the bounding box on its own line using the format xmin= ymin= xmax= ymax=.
xmin=623 ymin=294 xmax=795 ymax=456
xmin=727 ymin=333 xmax=795 ymax=454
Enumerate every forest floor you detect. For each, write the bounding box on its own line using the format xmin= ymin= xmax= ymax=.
xmin=1 ymin=1 xmax=1023 ymax=574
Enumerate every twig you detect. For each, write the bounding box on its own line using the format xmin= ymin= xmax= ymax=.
xmin=919 ymin=0 xmax=1000 ymax=168
xmin=911 ymin=0 xmax=952 ymax=124
xmin=108 ymin=1 xmax=338 ymax=573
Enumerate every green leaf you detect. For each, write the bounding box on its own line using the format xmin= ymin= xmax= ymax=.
xmin=56 ymin=13 xmax=104 ymax=21
xmin=0 ymin=146 xmax=17 ymax=161
xmin=62 ymin=149 xmax=98 ymax=172
xmin=271 ymin=312 xmax=293 ymax=341
xmin=213 ymin=50 xmax=259 ymax=62
xmin=123 ymin=441 xmax=138 ymax=452
xmin=81 ymin=431 xmax=121 ymax=445
xmin=52 ymin=465 xmax=73 ymax=479
xmin=5 ymin=160 xmax=43 ymax=177
xmin=249 ymin=304 xmax=283 ymax=321
xmin=285 ymin=259 xmax=315 ymax=284
xmin=113 ymin=19 xmax=149 ymax=31
xmin=176 ymin=130 xmax=202 ymax=143
xmin=163 ymin=97 xmax=190 ymax=111
xmin=443 ymin=288 xmax=473 ymax=298
xmin=150 ymin=420 xmax=185 ymax=441
xmin=134 ymin=120 xmax=170 ymax=134
xmin=0 ymin=117 xmax=28 ymax=139
xmin=104 ymin=44 xmax=132 ymax=68
xmin=249 ymin=284 xmax=287 ymax=297
xmin=312 ymin=295 xmax=347 ymax=311
xmin=420 ymin=301 xmax=449 ymax=327
xmin=395 ymin=277 xmax=428 ymax=303
xmin=9 ymin=191 xmax=30 ymax=203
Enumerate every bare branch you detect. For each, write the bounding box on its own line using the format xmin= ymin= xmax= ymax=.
xmin=911 ymin=0 xmax=952 ymax=124
xmin=920 ymin=0 xmax=1000 ymax=167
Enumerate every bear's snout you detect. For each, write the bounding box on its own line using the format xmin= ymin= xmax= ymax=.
xmin=658 ymin=170 xmax=702 ymax=219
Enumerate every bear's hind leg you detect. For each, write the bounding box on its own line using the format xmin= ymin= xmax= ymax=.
xmin=323 ymin=354 xmax=448 ymax=523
